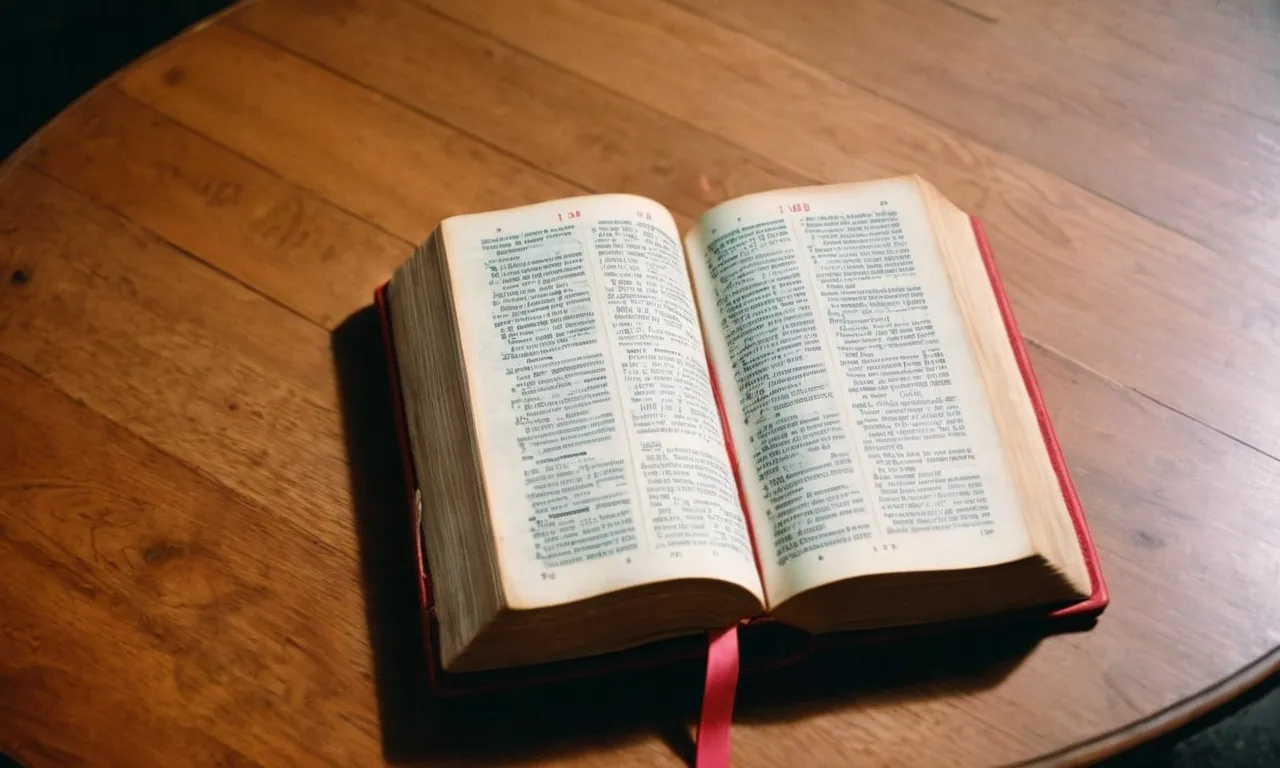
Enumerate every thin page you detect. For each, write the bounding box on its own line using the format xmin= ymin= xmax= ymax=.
xmin=443 ymin=194 xmax=764 ymax=609
xmin=686 ymin=179 xmax=1034 ymax=607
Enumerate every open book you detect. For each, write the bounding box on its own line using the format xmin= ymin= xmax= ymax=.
xmin=383 ymin=177 xmax=1101 ymax=674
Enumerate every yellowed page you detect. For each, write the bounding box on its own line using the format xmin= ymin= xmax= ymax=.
xmin=443 ymin=194 xmax=764 ymax=609
xmin=685 ymin=179 xmax=1034 ymax=607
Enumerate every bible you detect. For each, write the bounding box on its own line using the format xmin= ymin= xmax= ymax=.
xmin=380 ymin=176 xmax=1106 ymax=676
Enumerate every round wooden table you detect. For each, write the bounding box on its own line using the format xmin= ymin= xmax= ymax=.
xmin=2 ymin=1 xmax=1277 ymax=765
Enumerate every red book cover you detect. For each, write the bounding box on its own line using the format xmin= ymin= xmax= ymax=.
xmin=373 ymin=214 xmax=1107 ymax=694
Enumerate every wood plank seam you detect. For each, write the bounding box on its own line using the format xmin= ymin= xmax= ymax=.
xmin=1128 ymin=389 xmax=1280 ymax=466
xmin=0 ymin=371 xmax=361 ymax=602
xmin=1026 ymin=337 xmax=1280 ymax=466
xmin=397 ymin=0 xmax=800 ymax=217
xmin=0 ymin=348 xmax=350 ymax=571
xmin=929 ymin=0 xmax=999 ymax=26
xmin=222 ymin=18 xmax=602 ymax=205
xmin=93 ymin=84 xmax=415 ymax=253
xmin=21 ymin=161 xmax=333 ymax=335
xmin=0 ymin=183 xmax=356 ymax=566
xmin=925 ymin=0 xmax=1280 ymax=131
xmin=0 ymin=346 xmax=299 ymax=536
xmin=662 ymin=0 xmax=1266 ymax=262
xmin=225 ymin=2 xmax=800 ymax=224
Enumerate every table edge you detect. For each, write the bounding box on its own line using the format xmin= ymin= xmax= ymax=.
xmin=1020 ymin=645 xmax=1278 ymax=766
xmin=0 ymin=0 xmax=254 ymax=176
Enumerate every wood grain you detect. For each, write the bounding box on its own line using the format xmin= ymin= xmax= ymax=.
xmin=117 ymin=24 xmax=579 ymax=242
xmin=2 ymin=0 xmax=1278 ymax=765
xmin=231 ymin=0 xmax=799 ymax=223
xmin=979 ymin=0 xmax=1280 ymax=125
xmin=421 ymin=0 xmax=1280 ymax=458
xmin=29 ymin=87 xmax=410 ymax=328
xmin=675 ymin=0 xmax=1280 ymax=266
xmin=0 ymin=165 xmax=350 ymax=543
xmin=0 ymin=357 xmax=378 ymax=768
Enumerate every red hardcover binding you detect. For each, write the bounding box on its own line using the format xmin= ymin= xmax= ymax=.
xmin=372 ymin=214 xmax=1108 ymax=694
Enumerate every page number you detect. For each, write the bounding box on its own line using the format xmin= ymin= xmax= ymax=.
xmin=558 ymin=210 xmax=582 ymax=222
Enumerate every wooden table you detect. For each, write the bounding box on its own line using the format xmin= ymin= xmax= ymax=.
xmin=2 ymin=0 xmax=1278 ymax=765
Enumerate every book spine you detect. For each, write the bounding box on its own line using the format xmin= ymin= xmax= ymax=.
xmin=375 ymin=284 xmax=442 ymax=688
xmin=704 ymin=352 xmax=766 ymax=592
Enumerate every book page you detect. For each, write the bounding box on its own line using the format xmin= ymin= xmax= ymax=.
xmin=686 ymin=179 xmax=1034 ymax=606
xmin=442 ymin=195 xmax=764 ymax=609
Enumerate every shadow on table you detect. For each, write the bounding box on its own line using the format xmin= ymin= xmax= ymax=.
xmin=331 ymin=304 xmax=1066 ymax=766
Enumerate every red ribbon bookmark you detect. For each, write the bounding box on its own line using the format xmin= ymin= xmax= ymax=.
xmin=695 ymin=625 xmax=740 ymax=768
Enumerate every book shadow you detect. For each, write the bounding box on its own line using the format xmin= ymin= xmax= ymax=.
xmin=332 ymin=305 xmax=1084 ymax=766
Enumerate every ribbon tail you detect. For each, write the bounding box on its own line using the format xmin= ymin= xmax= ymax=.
xmin=695 ymin=625 xmax=740 ymax=768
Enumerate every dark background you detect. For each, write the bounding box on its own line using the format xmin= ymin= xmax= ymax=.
xmin=0 ymin=0 xmax=229 ymax=158
xmin=0 ymin=1 xmax=1274 ymax=766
